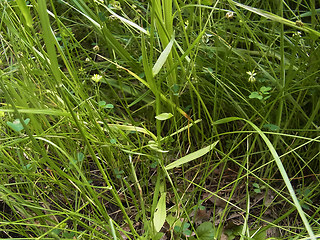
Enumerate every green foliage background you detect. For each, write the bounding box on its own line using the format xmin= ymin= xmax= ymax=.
xmin=0 ymin=0 xmax=319 ymax=239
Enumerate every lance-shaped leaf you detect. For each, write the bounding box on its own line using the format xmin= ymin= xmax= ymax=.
xmin=165 ymin=141 xmax=218 ymax=170
xmin=154 ymin=192 xmax=166 ymax=232
xmin=16 ymin=0 xmax=33 ymax=28
xmin=155 ymin=113 xmax=173 ymax=121
xmin=152 ymin=36 xmax=175 ymax=76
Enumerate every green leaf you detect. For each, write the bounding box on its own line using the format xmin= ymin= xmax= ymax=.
xmin=16 ymin=0 xmax=33 ymax=28
xmin=0 ymin=108 xmax=71 ymax=116
xmin=62 ymin=232 xmax=75 ymax=238
xmin=150 ymin=161 xmax=158 ymax=168
xmin=171 ymin=84 xmax=180 ymax=96
xmin=196 ymin=222 xmax=215 ymax=240
xmin=166 ymin=214 xmax=176 ymax=227
xmin=155 ymin=113 xmax=173 ymax=121
xmin=263 ymin=124 xmax=280 ymax=131
xmin=152 ymin=35 xmax=175 ymax=76
xmin=201 ymin=0 xmax=213 ymax=5
xmin=154 ymin=193 xmax=166 ymax=232
xmin=6 ymin=118 xmax=30 ymax=132
xmin=148 ymin=142 xmax=168 ymax=152
xmin=213 ymin=117 xmax=241 ymax=125
xmin=249 ymin=92 xmax=263 ymax=100
xmin=98 ymin=100 xmax=107 ymax=107
xmin=105 ymin=104 xmax=114 ymax=109
xmin=100 ymin=5 xmax=149 ymax=35
xmin=77 ymin=152 xmax=85 ymax=162
xmin=165 ymin=141 xmax=218 ymax=170
xmin=252 ymin=183 xmax=260 ymax=189
xmin=22 ymin=162 xmax=37 ymax=172
xmin=153 ymin=232 xmax=164 ymax=240
xmin=260 ymin=86 xmax=272 ymax=94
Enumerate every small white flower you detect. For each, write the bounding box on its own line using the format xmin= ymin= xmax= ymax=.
xmin=91 ymin=74 xmax=102 ymax=83
xmin=93 ymin=45 xmax=99 ymax=52
xmin=292 ymin=31 xmax=301 ymax=38
xmin=226 ymin=11 xmax=234 ymax=19
xmin=247 ymin=70 xmax=257 ymax=83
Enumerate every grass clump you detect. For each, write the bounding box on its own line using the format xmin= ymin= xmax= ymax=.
xmin=0 ymin=0 xmax=319 ymax=239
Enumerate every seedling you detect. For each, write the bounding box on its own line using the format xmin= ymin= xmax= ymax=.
xmin=98 ymin=100 xmax=114 ymax=109
xmin=6 ymin=118 xmax=30 ymax=132
xmin=249 ymin=86 xmax=272 ymax=102
xmin=114 ymin=168 xmax=124 ymax=179
xmin=253 ymin=183 xmax=262 ymax=193
xmin=174 ymin=222 xmax=192 ymax=237
xmin=69 ymin=152 xmax=85 ymax=169
xmin=22 ymin=162 xmax=37 ymax=173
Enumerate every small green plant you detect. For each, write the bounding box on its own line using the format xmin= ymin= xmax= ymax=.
xmin=249 ymin=86 xmax=272 ymax=101
xmin=297 ymin=187 xmax=313 ymax=211
xmin=114 ymin=168 xmax=124 ymax=179
xmin=6 ymin=118 xmax=30 ymax=132
xmin=174 ymin=222 xmax=192 ymax=238
xmin=98 ymin=100 xmax=114 ymax=109
xmin=252 ymin=182 xmax=262 ymax=193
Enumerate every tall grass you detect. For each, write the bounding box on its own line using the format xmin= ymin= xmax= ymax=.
xmin=0 ymin=0 xmax=319 ymax=239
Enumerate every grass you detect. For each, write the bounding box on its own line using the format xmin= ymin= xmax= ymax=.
xmin=0 ymin=0 xmax=319 ymax=239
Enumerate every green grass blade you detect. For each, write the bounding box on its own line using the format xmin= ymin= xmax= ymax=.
xmin=0 ymin=108 xmax=71 ymax=116
xmin=16 ymin=0 xmax=33 ymax=28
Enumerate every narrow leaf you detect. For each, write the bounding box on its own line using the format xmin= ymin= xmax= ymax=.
xmin=213 ymin=117 xmax=241 ymax=125
xmin=152 ymin=36 xmax=175 ymax=76
xmin=16 ymin=0 xmax=33 ymax=28
xmin=101 ymin=5 xmax=149 ymax=35
xmin=155 ymin=113 xmax=173 ymax=121
xmin=165 ymin=141 xmax=218 ymax=170
xmin=0 ymin=108 xmax=70 ymax=116
xmin=154 ymin=193 xmax=166 ymax=232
